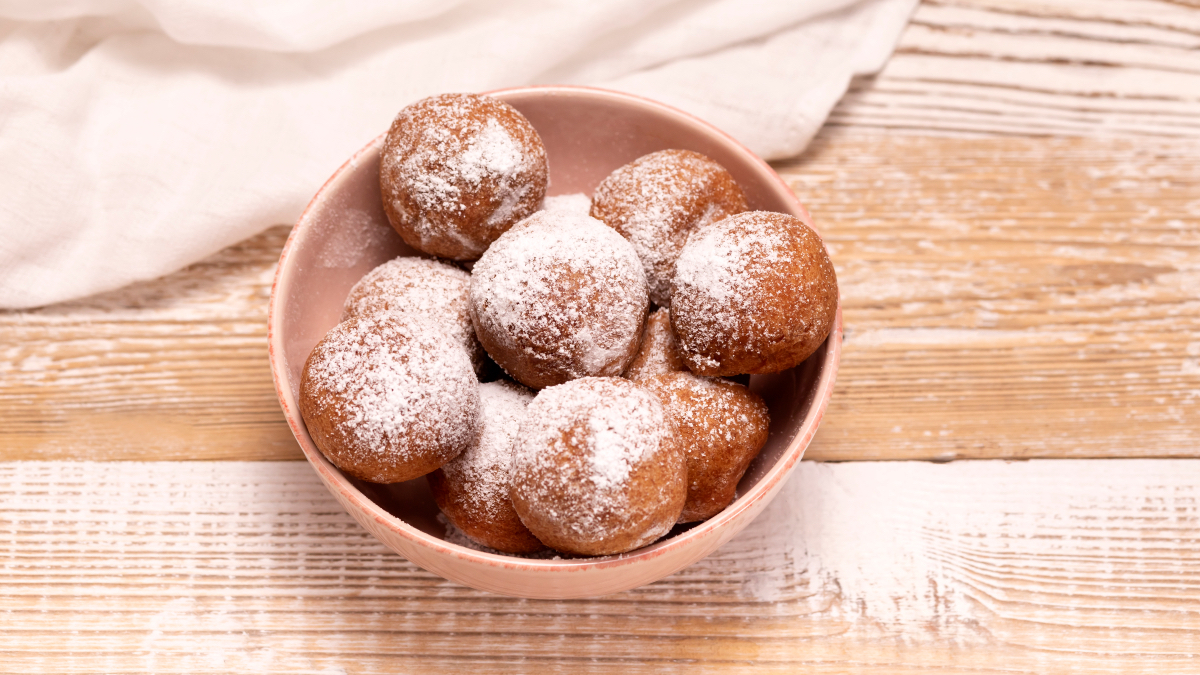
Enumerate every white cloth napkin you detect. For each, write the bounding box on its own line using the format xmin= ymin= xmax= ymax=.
xmin=0 ymin=0 xmax=916 ymax=309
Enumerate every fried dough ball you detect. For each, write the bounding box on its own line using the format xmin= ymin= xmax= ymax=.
xmin=638 ymin=372 xmax=770 ymax=523
xmin=298 ymin=313 xmax=481 ymax=484
xmin=510 ymin=377 xmax=686 ymax=556
xmin=622 ymin=307 xmax=685 ymax=383
xmin=427 ymin=380 xmax=544 ymax=554
xmin=671 ymin=211 xmax=838 ymax=376
xmin=590 ymin=149 xmax=747 ymax=306
xmin=380 ymin=93 xmax=548 ymax=260
xmin=469 ymin=211 xmax=650 ymax=389
xmin=342 ymin=256 xmax=486 ymax=374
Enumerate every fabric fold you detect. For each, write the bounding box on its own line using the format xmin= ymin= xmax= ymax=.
xmin=0 ymin=0 xmax=916 ymax=308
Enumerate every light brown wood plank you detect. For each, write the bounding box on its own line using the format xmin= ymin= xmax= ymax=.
xmin=5 ymin=0 xmax=1200 ymax=461
xmin=1 ymin=460 xmax=1197 ymax=673
xmin=781 ymin=134 xmax=1200 ymax=460
xmin=0 ymin=228 xmax=299 ymax=461
xmin=2 ymin=134 xmax=1198 ymax=461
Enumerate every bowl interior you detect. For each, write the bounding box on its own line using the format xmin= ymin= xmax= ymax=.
xmin=271 ymin=86 xmax=836 ymax=572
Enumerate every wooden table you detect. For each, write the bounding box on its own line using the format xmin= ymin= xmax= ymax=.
xmin=4 ymin=1 xmax=1199 ymax=671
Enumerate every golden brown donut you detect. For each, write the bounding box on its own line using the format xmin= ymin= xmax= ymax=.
xmin=380 ymin=93 xmax=548 ymax=260
xmin=427 ymin=380 xmax=544 ymax=554
xmin=671 ymin=211 xmax=838 ymax=376
xmin=299 ymin=313 xmax=481 ymax=484
xmin=469 ymin=210 xmax=650 ymax=389
xmin=621 ymin=307 xmax=685 ymax=383
xmin=590 ymin=149 xmax=747 ymax=306
xmin=342 ymin=256 xmax=486 ymax=374
xmin=637 ymin=371 xmax=770 ymax=523
xmin=510 ymin=377 xmax=686 ymax=556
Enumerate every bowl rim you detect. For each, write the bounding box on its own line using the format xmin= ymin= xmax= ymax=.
xmin=268 ymin=84 xmax=842 ymax=574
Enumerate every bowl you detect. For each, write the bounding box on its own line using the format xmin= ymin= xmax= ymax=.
xmin=268 ymin=85 xmax=842 ymax=599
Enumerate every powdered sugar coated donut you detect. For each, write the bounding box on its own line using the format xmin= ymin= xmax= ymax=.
xmin=380 ymin=93 xmax=548 ymax=260
xmin=469 ymin=210 xmax=650 ymax=389
xmin=299 ymin=313 xmax=481 ymax=484
xmin=427 ymin=380 xmax=543 ymax=554
xmin=621 ymin=307 xmax=685 ymax=383
xmin=590 ymin=149 xmax=747 ymax=306
xmin=509 ymin=377 xmax=686 ymax=556
xmin=342 ymin=256 xmax=486 ymax=374
xmin=638 ymin=371 xmax=770 ymax=523
xmin=671 ymin=211 xmax=838 ymax=376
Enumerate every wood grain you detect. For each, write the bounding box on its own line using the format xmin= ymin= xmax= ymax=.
xmin=3 ymin=134 xmax=1197 ymax=462
xmin=787 ymin=134 xmax=1200 ymax=460
xmin=0 ymin=228 xmax=299 ymax=461
xmin=4 ymin=4 xmax=1199 ymax=671
xmin=3 ymin=0 xmax=1199 ymax=462
xmin=2 ymin=459 xmax=1197 ymax=673
xmin=832 ymin=0 xmax=1200 ymax=137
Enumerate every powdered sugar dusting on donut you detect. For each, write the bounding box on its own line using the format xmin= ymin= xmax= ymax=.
xmin=510 ymin=377 xmax=684 ymax=552
xmin=299 ymin=313 xmax=480 ymax=479
xmin=342 ymin=256 xmax=485 ymax=372
xmin=639 ymin=371 xmax=770 ymax=522
xmin=677 ymin=218 xmax=784 ymax=305
xmin=540 ymin=193 xmax=591 ymax=215
xmin=401 ymin=114 xmax=533 ymax=228
xmin=622 ymin=307 xmax=685 ymax=382
xmin=517 ymin=378 xmax=664 ymax=510
xmin=458 ymin=118 xmax=524 ymax=184
xmin=671 ymin=214 xmax=787 ymax=368
xmin=380 ymin=93 xmax=548 ymax=260
xmin=671 ymin=211 xmax=838 ymax=376
xmin=658 ymin=375 xmax=765 ymax=440
xmin=344 ymin=257 xmax=470 ymax=321
xmin=590 ymin=150 xmax=747 ymax=306
xmin=470 ymin=210 xmax=650 ymax=388
xmin=439 ymin=380 xmax=534 ymax=521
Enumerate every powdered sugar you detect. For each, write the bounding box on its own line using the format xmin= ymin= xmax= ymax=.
xmin=457 ymin=118 xmax=525 ymax=185
xmin=671 ymin=211 xmax=836 ymax=375
xmin=438 ymin=380 xmax=534 ymax=521
xmin=317 ymin=207 xmax=395 ymax=269
xmin=299 ymin=312 xmax=480 ymax=482
xmin=674 ymin=218 xmax=783 ymax=308
xmin=342 ymin=256 xmax=485 ymax=373
xmin=591 ymin=150 xmax=747 ymax=306
xmin=380 ymin=93 xmax=548 ymax=259
xmin=509 ymin=377 xmax=684 ymax=553
xmin=469 ymin=210 xmax=650 ymax=388
xmin=638 ymin=371 xmax=769 ymax=522
xmin=622 ymin=307 xmax=685 ymax=382
xmin=671 ymin=215 xmax=780 ymax=369
xmin=540 ymin=193 xmax=591 ymax=215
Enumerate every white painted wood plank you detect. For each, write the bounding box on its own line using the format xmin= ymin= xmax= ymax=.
xmin=2 ymin=460 xmax=1198 ymax=672
xmin=831 ymin=0 xmax=1200 ymax=137
xmin=960 ymin=0 xmax=1200 ymax=33
xmin=917 ymin=4 xmax=1200 ymax=49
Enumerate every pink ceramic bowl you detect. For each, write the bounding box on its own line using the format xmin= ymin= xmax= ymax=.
xmin=268 ymin=85 xmax=842 ymax=599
